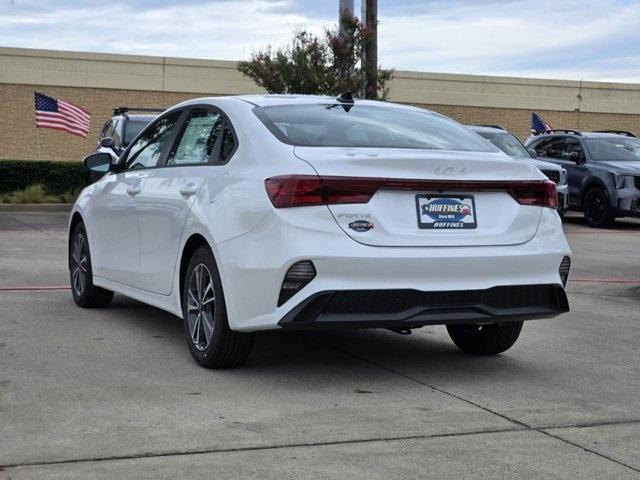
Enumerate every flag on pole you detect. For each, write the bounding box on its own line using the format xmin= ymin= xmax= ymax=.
xmin=531 ymin=112 xmax=552 ymax=134
xmin=34 ymin=92 xmax=91 ymax=138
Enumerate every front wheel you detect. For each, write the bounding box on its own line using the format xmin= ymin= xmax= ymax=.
xmin=583 ymin=187 xmax=615 ymax=228
xmin=182 ymin=246 xmax=254 ymax=369
xmin=447 ymin=321 xmax=523 ymax=355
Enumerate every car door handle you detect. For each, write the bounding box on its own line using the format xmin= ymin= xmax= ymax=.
xmin=126 ymin=185 xmax=141 ymax=196
xmin=179 ymin=183 xmax=198 ymax=196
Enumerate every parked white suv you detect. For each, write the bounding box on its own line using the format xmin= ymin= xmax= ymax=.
xmin=70 ymin=95 xmax=572 ymax=368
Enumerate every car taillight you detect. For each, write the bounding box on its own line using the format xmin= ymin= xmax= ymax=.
xmin=264 ymin=175 xmax=558 ymax=209
xmin=264 ymin=175 xmax=376 ymax=208
xmin=509 ymin=181 xmax=558 ymax=208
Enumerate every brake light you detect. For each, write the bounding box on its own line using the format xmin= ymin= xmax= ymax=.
xmin=264 ymin=175 xmax=557 ymax=209
xmin=509 ymin=180 xmax=558 ymax=208
xmin=264 ymin=175 xmax=376 ymax=208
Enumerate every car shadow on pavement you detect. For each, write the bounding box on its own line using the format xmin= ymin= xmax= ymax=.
xmin=105 ymin=294 xmax=540 ymax=382
xmin=562 ymin=212 xmax=640 ymax=230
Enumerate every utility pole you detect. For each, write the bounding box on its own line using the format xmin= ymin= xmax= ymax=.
xmin=363 ymin=0 xmax=378 ymax=99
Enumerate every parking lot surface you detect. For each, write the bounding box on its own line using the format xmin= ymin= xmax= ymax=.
xmin=1 ymin=210 xmax=639 ymax=479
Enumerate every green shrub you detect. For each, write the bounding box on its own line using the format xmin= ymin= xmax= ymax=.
xmin=0 ymin=160 xmax=89 ymax=195
xmin=0 ymin=184 xmax=81 ymax=204
xmin=0 ymin=184 xmax=58 ymax=203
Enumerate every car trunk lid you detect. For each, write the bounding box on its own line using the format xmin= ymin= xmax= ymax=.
xmin=292 ymin=147 xmax=547 ymax=247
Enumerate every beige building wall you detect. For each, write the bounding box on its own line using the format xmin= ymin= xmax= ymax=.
xmin=1 ymin=46 xmax=640 ymax=161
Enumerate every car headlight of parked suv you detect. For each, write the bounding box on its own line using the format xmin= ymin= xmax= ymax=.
xmin=559 ymin=169 xmax=568 ymax=185
xmin=614 ymin=174 xmax=635 ymax=190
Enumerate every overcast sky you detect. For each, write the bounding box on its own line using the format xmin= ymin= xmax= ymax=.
xmin=1 ymin=0 xmax=640 ymax=82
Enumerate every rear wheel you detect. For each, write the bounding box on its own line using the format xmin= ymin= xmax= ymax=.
xmin=583 ymin=187 xmax=615 ymax=228
xmin=182 ymin=246 xmax=254 ymax=368
xmin=69 ymin=222 xmax=113 ymax=308
xmin=447 ymin=321 xmax=523 ymax=355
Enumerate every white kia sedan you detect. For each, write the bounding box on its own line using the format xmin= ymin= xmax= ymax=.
xmin=70 ymin=95 xmax=571 ymax=368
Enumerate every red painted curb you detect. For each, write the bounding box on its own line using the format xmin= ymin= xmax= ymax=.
xmin=0 ymin=285 xmax=70 ymax=291
xmin=571 ymin=278 xmax=640 ymax=285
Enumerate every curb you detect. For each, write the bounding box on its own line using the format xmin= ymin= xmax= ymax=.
xmin=0 ymin=203 xmax=73 ymax=213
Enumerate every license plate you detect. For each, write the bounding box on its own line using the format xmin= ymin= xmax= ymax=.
xmin=416 ymin=195 xmax=477 ymax=229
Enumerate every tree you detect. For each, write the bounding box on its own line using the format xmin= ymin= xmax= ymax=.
xmin=237 ymin=14 xmax=393 ymax=100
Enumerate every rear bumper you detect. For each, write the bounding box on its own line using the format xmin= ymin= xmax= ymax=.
xmin=278 ymin=284 xmax=569 ymax=329
xmin=215 ymin=207 xmax=571 ymax=331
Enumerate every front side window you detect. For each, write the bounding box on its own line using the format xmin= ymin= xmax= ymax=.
xmin=533 ymin=137 xmax=566 ymax=159
xmin=563 ymin=138 xmax=586 ymax=162
xmin=167 ymin=109 xmax=222 ymax=166
xmin=100 ymin=120 xmax=111 ymax=139
xmin=255 ymin=104 xmax=497 ymax=152
xmin=584 ymin=137 xmax=640 ymax=162
xmin=124 ymin=111 xmax=182 ymax=170
xmin=110 ymin=119 xmax=122 ymax=147
xmin=477 ymin=132 xmax=530 ymax=158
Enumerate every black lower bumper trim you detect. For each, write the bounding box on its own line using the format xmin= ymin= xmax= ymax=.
xmin=278 ymin=284 xmax=569 ymax=330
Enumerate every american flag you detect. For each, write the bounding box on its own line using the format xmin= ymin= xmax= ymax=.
xmin=34 ymin=92 xmax=91 ymax=138
xmin=531 ymin=112 xmax=552 ymax=134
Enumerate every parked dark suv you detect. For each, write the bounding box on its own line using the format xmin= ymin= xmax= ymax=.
xmin=96 ymin=107 xmax=162 ymax=158
xmin=525 ymin=130 xmax=640 ymax=227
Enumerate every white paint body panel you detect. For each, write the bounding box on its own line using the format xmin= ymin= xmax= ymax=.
xmin=70 ymin=95 xmax=572 ymax=331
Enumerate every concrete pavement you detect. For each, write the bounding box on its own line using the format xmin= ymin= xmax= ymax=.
xmin=1 ymin=210 xmax=639 ymax=478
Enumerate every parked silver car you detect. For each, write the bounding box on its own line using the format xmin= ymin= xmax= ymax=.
xmin=469 ymin=125 xmax=569 ymax=215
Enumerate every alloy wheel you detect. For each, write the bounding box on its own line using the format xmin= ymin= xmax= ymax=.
xmin=71 ymin=233 xmax=88 ymax=296
xmin=584 ymin=190 xmax=606 ymax=224
xmin=187 ymin=264 xmax=216 ymax=351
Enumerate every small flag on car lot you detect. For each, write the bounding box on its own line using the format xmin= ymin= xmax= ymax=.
xmin=531 ymin=112 xmax=552 ymax=134
xmin=34 ymin=92 xmax=91 ymax=138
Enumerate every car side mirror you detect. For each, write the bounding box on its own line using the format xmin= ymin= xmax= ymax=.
xmin=83 ymin=152 xmax=113 ymax=174
xmin=527 ymin=147 xmax=538 ymax=158
xmin=100 ymin=137 xmax=115 ymax=150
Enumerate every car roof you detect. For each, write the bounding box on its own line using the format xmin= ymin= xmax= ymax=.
xmin=529 ymin=131 xmax=635 ymax=140
xmin=118 ymin=114 xmax=157 ymax=122
xmin=468 ymin=125 xmax=510 ymax=134
xmin=171 ymin=94 xmax=438 ymax=116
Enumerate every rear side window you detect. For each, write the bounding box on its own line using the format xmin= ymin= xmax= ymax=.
xmin=167 ymin=109 xmax=223 ymax=166
xmin=221 ymin=124 xmax=236 ymax=161
xmin=477 ymin=132 xmax=530 ymax=158
xmin=124 ymin=120 xmax=150 ymax=146
xmin=255 ymin=104 xmax=497 ymax=152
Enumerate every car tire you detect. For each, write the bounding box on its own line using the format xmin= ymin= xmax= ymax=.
xmin=446 ymin=321 xmax=523 ymax=355
xmin=182 ymin=246 xmax=254 ymax=369
xmin=583 ymin=187 xmax=615 ymax=228
xmin=69 ymin=222 xmax=114 ymax=308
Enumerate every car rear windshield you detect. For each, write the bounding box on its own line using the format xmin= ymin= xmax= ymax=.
xmin=476 ymin=131 xmax=530 ymax=158
xmin=255 ymin=104 xmax=498 ymax=152
xmin=584 ymin=137 xmax=640 ymax=161
xmin=124 ymin=120 xmax=151 ymax=145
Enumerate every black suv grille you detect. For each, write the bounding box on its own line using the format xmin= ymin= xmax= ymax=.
xmin=542 ymin=170 xmax=560 ymax=184
xmin=635 ymin=177 xmax=640 ymax=189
